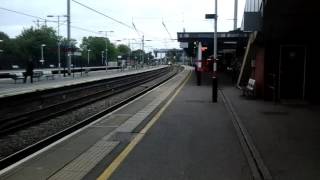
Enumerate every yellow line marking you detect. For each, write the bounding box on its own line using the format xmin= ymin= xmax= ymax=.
xmin=97 ymin=71 xmax=191 ymax=180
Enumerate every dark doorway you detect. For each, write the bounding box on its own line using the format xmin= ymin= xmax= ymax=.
xmin=279 ymin=45 xmax=306 ymax=100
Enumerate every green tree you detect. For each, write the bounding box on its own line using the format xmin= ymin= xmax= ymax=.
xmin=0 ymin=32 xmax=19 ymax=69
xmin=145 ymin=52 xmax=154 ymax=65
xmin=59 ymin=38 xmax=77 ymax=68
xmin=80 ymin=36 xmax=118 ymax=66
xmin=131 ymin=49 xmax=146 ymax=66
xmin=15 ymin=26 xmax=58 ymax=68
xmin=80 ymin=36 xmax=105 ymax=66
xmin=117 ymin=44 xmax=130 ymax=59
xmin=108 ymin=43 xmax=118 ymax=62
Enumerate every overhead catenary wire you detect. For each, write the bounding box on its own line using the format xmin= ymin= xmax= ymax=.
xmin=71 ymin=25 xmax=100 ymax=35
xmin=0 ymin=6 xmax=100 ymax=36
xmin=1 ymin=5 xmax=176 ymax=49
xmin=161 ymin=20 xmax=173 ymax=40
xmin=71 ymin=0 xmax=138 ymax=32
xmin=132 ymin=21 xmax=141 ymax=37
xmin=0 ymin=6 xmax=46 ymax=20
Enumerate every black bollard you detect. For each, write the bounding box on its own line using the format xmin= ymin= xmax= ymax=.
xmin=212 ymin=76 xmax=218 ymax=102
xmin=196 ymin=70 xmax=201 ymax=86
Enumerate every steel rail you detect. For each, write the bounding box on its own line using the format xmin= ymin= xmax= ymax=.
xmin=0 ymin=66 xmax=181 ymax=169
xmin=0 ymin=68 xmax=169 ymax=134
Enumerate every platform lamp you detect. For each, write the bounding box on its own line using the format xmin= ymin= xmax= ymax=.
xmin=87 ymin=49 xmax=91 ymax=66
xmin=40 ymin=44 xmax=46 ymax=68
xmin=101 ymin=51 xmax=104 ymax=66
xmin=98 ymin=30 xmax=114 ymax=71
xmin=0 ymin=40 xmax=3 ymax=53
xmin=47 ymin=14 xmax=68 ymax=76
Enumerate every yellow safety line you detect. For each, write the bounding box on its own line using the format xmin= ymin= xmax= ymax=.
xmin=97 ymin=71 xmax=191 ymax=180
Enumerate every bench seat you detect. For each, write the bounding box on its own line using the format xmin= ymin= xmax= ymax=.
xmin=43 ymin=71 xmax=55 ymax=80
xmin=32 ymin=71 xmax=43 ymax=81
xmin=11 ymin=73 xmax=24 ymax=83
xmin=242 ymin=78 xmax=255 ymax=97
xmin=84 ymin=68 xmax=90 ymax=75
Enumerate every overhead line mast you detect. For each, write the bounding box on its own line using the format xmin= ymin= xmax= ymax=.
xmin=67 ymin=0 xmax=71 ymax=75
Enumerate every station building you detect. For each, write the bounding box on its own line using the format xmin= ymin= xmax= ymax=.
xmin=178 ymin=0 xmax=319 ymax=103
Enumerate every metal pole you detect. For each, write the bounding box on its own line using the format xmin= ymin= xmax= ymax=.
xmin=88 ymin=50 xmax=90 ymax=66
xmin=98 ymin=30 xmax=113 ymax=70
xmin=67 ymin=0 xmax=71 ymax=75
xmin=104 ymin=32 xmax=109 ymax=70
xmin=57 ymin=16 xmax=61 ymax=76
xmin=214 ymin=0 xmax=218 ymax=61
xmin=101 ymin=51 xmax=104 ymax=65
xmin=142 ymin=35 xmax=144 ymax=66
xmin=212 ymin=0 xmax=218 ymax=102
xmin=234 ymin=0 xmax=238 ymax=30
xmin=41 ymin=46 xmax=44 ymax=61
xmin=212 ymin=76 xmax=218 ymax=102
xmin=128 ymin=39 xmax=131 ymax=68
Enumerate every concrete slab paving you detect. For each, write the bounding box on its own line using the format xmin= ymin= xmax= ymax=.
xmin=221 ymin=85 xmax=320 ymax=180
xmin=0 ymin=66 xmax=191 ymax=180
xmin=108 ymin=72 xmax=251 ymax=180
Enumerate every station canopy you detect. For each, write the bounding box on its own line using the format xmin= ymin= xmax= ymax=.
xmin=177 ymin=30 xmax=250 ymax=59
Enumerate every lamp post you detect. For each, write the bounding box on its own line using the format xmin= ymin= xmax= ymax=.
xmin=116 ymin=38 xmax=136 ymax=68
xmin=101 ymin=51 xmax=107 ymax=66
xmin=134 ymin=56 xmax=137 ymax=69
xmin=0 ymin=40 xmax=3 ymax=53
xmin=141 ymin=36 xmax=152 ymax=66
xmin=205 ymin=0 xmax=218 ymax=102
xmin=47 ymin=14 xmax=68 ymax=76
xmin=87 ymin=49 xmax=91 ymax=66
xmin=40 ymin=44 xmax=46 ymax=67
xmin=0 ymin=40 xmax=3 ymax=70
xmin=117 ymin=55 xmax=122 ymax=71
xmin=98 ymin=30 xmax=113 ymax=71
xmin=67 ymin=0 xmax=71 ymax=75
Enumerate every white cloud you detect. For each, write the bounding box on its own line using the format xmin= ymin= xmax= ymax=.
xmin=0 ymin=0 xmax=245 ymax=50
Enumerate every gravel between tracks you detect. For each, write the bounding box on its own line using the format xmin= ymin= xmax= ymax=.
xmin=0 ymin=69 xmax=177 ymax=160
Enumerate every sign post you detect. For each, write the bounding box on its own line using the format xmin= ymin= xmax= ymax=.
xmin=205 ymin=0 xmax=218 ymax=102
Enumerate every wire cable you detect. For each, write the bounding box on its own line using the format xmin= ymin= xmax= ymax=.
xmin=162 ymin=20 xmax=173 ymax=40
xmin=0 ymin=6 xmax=100 ymax=36
xmin=71 ymin=25 xmax=100 ymax=35
xmin=0 ymin=6 xmax=46 ymax=20
xmin=71 ymin=0 xmax=135 ymax=31
xmin=132 ymin=22 xmax=141 ymax=37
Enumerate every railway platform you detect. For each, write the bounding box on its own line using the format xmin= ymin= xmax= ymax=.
xmin=0 ymin=66 xmax=191 ymax=179
xmin=0 ymin=66 xmax=166 ymax=98
xmin=1 ymin=66 xmax=320 ymax=180
xmin=97 ymin=72 xmax=320 ymax=180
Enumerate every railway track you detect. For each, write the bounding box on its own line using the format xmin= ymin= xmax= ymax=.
xmin=0 ymin=67 xmax=171 ymax=134
xmin=0 ymin=66 xmax=181 ymax=169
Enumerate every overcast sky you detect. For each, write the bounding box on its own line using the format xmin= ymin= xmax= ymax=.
xmin=0 ymin=0 xmax=245 ymax=52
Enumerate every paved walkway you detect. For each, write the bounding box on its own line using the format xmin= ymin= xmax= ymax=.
xmin=106 ymin=71 xmax=252 ymax=180
xmin=2 ymin=67 xmax=320 ymax=180
xmin=219 ymin=75 xmax=320 ymax=180
xmin=0 ymin=66 xmax=190 ymax=180
xmin=102 ymin=71 xmax=320 ymax=180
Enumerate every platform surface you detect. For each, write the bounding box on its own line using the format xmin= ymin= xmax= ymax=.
xmin=0 ymin=66 xmax=191 ymax=180
xmin=0 ymin=66 xmax=166 ymax=98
